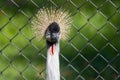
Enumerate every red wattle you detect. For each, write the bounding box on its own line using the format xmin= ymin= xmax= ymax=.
xmin=50 ymin=45 xmax=54 ymax=55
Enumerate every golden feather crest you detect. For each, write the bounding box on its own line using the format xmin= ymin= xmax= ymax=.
xmin=31 ymin=7 xmax=72 ymax=40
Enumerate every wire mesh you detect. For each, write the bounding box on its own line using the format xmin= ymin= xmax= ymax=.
xmin=0 ymin=0 xmax=120 ymax=80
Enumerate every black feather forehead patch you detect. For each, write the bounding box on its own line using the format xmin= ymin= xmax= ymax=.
xmin=48 ymin=22 xmax=60 ymax=33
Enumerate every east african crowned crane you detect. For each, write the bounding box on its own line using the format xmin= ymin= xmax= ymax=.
xmin=31 ymin=7 xmax=72 ymax=80
xmin=45 ymin=22 xmax=60 ymax=80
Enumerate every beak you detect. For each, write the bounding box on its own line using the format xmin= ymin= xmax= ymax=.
xmin=46 ymin=32 xmax=60 ymax=44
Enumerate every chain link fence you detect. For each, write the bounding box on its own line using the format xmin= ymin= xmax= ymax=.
xmin=0 ymin=0 xmax=120 ymax=80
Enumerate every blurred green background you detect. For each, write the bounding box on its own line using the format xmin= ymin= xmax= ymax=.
xmin=0 ymin=0 xmax=120 ymax=80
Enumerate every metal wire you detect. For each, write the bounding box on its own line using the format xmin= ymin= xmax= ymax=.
xmin=0 ymin=0 xmax=120 ymax=80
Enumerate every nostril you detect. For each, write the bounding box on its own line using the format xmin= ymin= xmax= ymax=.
xmin=51 ymin=36 xmax=57 ymax=42
xmin=51 ymin=35 xmax=56 ymax=39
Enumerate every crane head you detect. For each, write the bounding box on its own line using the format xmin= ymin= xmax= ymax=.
xmin=45 ymin=22 xmax=60 ymax=46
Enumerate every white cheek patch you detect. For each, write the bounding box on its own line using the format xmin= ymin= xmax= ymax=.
xmin=45 ymin=30 xmax=51 ymax=42
xmin=46 ymin=31 xmax=50 ymax=38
